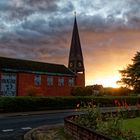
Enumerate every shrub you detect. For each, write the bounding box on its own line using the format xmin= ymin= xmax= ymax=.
xmin=74 ymin=103 xmax=102 ymax=129
xmin=73 ymin=103 xmax=140 ymax=140
xmin=0 ymin=96 xmax=139 ymax=112
xmin=71 ymin=86 xmax=93 ymax=96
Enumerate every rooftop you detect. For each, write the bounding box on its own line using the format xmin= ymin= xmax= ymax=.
xmin=0 ymin=57 xmax=75 ymax=76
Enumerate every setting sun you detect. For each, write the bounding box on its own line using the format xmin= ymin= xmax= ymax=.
xmin=87 ymin=75 xmax=120 ymax=88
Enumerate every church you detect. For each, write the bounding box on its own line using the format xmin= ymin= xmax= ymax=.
xmin=0 ymin=17 xmax=85 ymax=96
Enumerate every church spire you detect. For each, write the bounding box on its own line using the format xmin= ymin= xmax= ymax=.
xmin=68 ymin=15 xmax=85 ymax=74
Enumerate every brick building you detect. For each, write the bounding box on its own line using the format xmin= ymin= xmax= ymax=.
xmin=0 ymin=16 xmax=85 ymax=96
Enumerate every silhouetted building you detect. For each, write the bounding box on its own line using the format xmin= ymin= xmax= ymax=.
xmin=0 ymin=16 xmax=85 ymax=96
xmin=68 ymin=16 xmax=85 ymax=86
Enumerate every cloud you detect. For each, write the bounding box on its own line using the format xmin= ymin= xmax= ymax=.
xmin=0 ymin=0 xmax=140 ymax=85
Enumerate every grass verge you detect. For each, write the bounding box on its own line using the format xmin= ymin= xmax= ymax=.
xmin=123 ymin=117 xmax=140 ymax=136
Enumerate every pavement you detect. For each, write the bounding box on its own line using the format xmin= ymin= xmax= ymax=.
xmin=0 ymin=109 xmax=78 ymax=118
xmin=24 ymin=124 xmax=63 ymax=140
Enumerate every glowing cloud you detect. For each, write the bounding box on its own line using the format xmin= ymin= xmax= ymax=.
xmin=0 ymin=0 xmax=140 ymax=87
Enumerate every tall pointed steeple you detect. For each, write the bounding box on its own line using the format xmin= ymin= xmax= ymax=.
xmin=68 ymin=15 xmax=85 ymax=74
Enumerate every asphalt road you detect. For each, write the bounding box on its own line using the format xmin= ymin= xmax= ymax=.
xmin=0 ymin=106 xmax=137 ymax=140
xmin=0 ymin=110 xmax=81 ymax=140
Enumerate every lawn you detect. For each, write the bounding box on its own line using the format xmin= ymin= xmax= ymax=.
xmin=123 ymin=117 xmax=140 ymax=136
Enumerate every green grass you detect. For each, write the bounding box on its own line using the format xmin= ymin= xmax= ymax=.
xmin=123 ymin=117 xmax=140 ymax=136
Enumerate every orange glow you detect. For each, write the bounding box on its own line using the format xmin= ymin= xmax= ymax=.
xmin=41 ymin=29 xmax=140 ymax=88
xmin=86 ymin=74 xmax=121 ymax=88
xmin=82 ymin=30 xmax=140 ymax=88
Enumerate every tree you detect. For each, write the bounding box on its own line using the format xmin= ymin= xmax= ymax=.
xmin=118 ymin=51 xmax=140 ymax=92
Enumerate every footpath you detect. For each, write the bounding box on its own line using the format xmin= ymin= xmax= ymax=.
xmin=0 ymin=109 xmax=78 ymax=118
xmin=0 ymin=106 xmax=139 ymax=118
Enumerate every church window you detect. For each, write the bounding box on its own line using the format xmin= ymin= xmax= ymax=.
xmin=34 ymin=75 xmax=41 ymax=86
xmin=68 ymin=78 xmax=74 ymax=87
xmin=58 ymin=77 xmax=64 ymax=86
xmin=47 ymin=76 xmax=53 ymax=86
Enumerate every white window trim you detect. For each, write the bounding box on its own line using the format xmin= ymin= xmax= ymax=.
xmin=47 ymin=76 xmax=53 ymax=86
xmin=34 ymin=75 xmax=41 ymax=86
xmin=68 ymin=78 xmax=74 ymax=87
xmin=58 ymin=77 xmax=64 ymax=86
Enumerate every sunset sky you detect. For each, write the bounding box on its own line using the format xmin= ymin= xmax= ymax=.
xmin=0 ymin=0 xmax=140 ymax=87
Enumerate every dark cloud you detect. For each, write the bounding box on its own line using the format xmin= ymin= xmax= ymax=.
xmin=0 ymin=0 xmax=60 ymax=24
xmin=0 ymin=0 xmax=140 ymax=85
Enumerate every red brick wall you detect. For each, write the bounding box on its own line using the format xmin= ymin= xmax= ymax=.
xmin=75 ymin=73 xmax=85 ymax=87
xmin=17 ymin=73 xmax=74 ymax=96
xmin=45 ymin=76 xmax=73 ymax=96
xmin=64 ymin=115 xmax=113 ymax=140
xmin=0 ymin=72 xmax=80 ymax=96
xmin=17 ymin=73 xmax=45 ymax=96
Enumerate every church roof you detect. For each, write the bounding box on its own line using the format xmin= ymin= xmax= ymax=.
xmin=0 ymin=56 xmax=75 ymax=76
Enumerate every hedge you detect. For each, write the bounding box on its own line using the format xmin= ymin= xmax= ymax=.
xmin=0 ymin=96 xmax=140 ymax=112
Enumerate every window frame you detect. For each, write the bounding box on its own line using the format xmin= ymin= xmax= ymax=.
xmin=34 ymin=74 xmax=41 ymax=86
xmin=47 ymin=76 xmax=53 ymax=86
xmin=58 ymin=77 xmax=64 ymax=86
xmin=68 ymin=78 xmax=74 ymax=87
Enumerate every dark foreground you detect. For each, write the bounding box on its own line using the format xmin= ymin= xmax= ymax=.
xmin=0 ymin=110 xmax=80 ymax=140
xmin=0 ymin=107 xmax=137 ymax=140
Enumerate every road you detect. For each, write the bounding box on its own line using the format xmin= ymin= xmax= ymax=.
xmin=0 ymin=106 xmax=137 ymax=140
xmin=0 ymin=110 xmax=81 ymax=140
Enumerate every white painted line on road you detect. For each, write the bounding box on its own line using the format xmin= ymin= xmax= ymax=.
xmin=2 ymin=129 xmax=14 ymax=132
xmin=21 ymin=127 xmax=32 ymax=130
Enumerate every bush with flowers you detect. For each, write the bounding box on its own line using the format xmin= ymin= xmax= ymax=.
xmin=114 ymin=99 xmax=140 ymax=118
xmin=73 ymin=101 xmax=140 ymax=140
